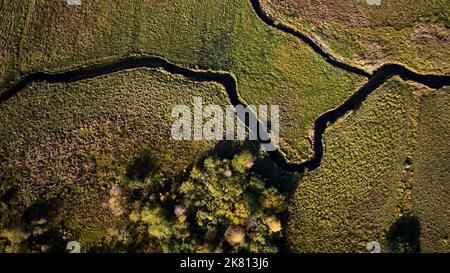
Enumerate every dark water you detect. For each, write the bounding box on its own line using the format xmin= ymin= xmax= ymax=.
xmin=1 ymin=1 xmax=449 ymax=174
xmin=0 ymin=56 xmax=288 ymax=170
xmin=251 ymin=0 xmax=450 ymax=89
xmin=251 ymin=0 xmax=450 ymax=172
xmin=250 ymin=0 xmax=371 ymax=78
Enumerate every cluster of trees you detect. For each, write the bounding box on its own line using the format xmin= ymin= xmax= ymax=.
xmin=137 ymin=150 xmax=287 ymax=253
xmin=0 ymin=148 xmax=287 ymax=253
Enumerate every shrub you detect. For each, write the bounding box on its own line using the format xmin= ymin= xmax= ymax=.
xmin=225 ymin=226 xmax=246 ymax=246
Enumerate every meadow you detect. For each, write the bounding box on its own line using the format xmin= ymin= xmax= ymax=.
xmin=285 ymin=77 xmax=449 ymax=252
xmin=263 ymin=0 xmax=450 ymax=74
xmin=0 ymin=68 xmax=229 ymax=251
xmin=412 ymin=90 xmax=449 ymax=252
xmin=1 ymin=0 xmax=366 ymax=163
xmin=0 ymin=0 xmax=448 ymax=253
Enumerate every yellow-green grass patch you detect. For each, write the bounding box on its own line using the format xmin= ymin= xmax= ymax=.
xmin=263 ymin=0 xmax=450 ymax=74
xmin=286 ymin=77 xmax=449 ymax=252
xmin=0 ymin=68 xmax=229 ymax=251
xmin=3 ymin=0 xmax=366 ymax=163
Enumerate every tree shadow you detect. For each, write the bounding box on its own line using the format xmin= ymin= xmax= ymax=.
xmin=126 ymin=149 xmax=160 ymax=182
xmin=386 ymin=215 xmax=421 ymax=253
xmin=21 ymin=196 xmax=62 ymax=223
xmin=211 ymin=140 xmax=249 ymax=160
xmin=0 ymin=186 xmax=18 ymax=203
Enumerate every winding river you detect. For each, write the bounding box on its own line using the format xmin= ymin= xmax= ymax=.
xmin=1 ymin=0 xmax=449 ymax=174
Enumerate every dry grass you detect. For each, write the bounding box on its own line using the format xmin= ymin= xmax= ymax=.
xmin=412 ymin=90 xmax=450 ymax=252
xmin=1 ymin=0 xmax=366 ymax=163
xmin=0 ymin=0 xmax=29 ymax=87
xmin=18 ymin=0 xmax=136 ymax=74
xmin=0 ymin=68 xmax=228 ymax=251
xmin=263 ymin=0 xmax=450 ymax=74
xmin=286 ymin=77 xmax=449 ymax=252
xmin=1 ymin=0 xmax=447 ymax=253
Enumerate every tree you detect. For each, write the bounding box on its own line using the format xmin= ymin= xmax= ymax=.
xmin=138 ymin=149 xmax=287 ymax=253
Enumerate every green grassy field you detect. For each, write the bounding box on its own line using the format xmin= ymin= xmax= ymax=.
xmin=17 ymin=0 xmax=136 ymax=77
xmin=285 ymin=77 xmax=449 ymax=252
xmin=412 ymin=90 xmax=449 ymax=252
xmin=263 ymin=0 xmax=450 ymax=74
xmin=0 ymin=68 xmax=229 ymax=252
xmin=1 ymin=0 xmax=366 ymax=163
xmin=0 ymin=0 xmax=29 ymax=87
xmin=0 ymin=0 xmax=448 ymax=253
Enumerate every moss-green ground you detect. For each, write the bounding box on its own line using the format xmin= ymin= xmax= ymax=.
xmin=1 ymin=0 xmax=365 ymax=163
xmin=412 ymin=90 xmax=449 ymax=252
xmin=0 ymin=0 xmax=448 ymax=253
xmin=263 ymin=0 xmax=450 ymax=74
xmin=286 ymin=77 xmax=449 ymax=252
xmin=0 ymin=68 xmax=229 ymax=251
